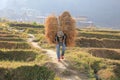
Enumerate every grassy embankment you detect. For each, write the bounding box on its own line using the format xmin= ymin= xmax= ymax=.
xmin=7 ymin=22 xmax=120 ymax=80
xmin=0 ymin=22 xmax=55 ymax=80
xmin=65 ymin=29 xmax=120 ymax=80
xmin=33 ymin=26 xmax=120 ymax=80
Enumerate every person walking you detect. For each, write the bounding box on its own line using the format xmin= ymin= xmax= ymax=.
xmin=55 ymin=31 xmax=66 ymax=62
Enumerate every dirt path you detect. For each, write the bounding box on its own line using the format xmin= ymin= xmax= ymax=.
xmin=28 ymin=34 xmax=89 ymax=80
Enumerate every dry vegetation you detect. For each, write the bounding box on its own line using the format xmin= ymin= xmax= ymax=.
xmin=59 ymin=11 xmax=77 ymax=47
xmin=45 ymin=15 xmax=58 ymax=44
xmin=45 ymin=11 xmax=77 ymax=47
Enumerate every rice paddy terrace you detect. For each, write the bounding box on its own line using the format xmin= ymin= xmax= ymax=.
xmin=76 ymin=29 xmax=120 ymax=58
xmin=68 ymin=28 xmax=120 ymax=80
xmin=0 ymin=22 xmax=54 ymax=80
xmin=0 ymin=22 xmax=120 ymax=80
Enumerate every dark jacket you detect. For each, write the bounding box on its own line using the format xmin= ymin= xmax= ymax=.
xmin=55 ymin=34 xmax=67 ymax=45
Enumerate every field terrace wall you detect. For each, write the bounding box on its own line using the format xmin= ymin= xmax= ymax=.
xmin=76 ymin=37 xmax=120 ymax=49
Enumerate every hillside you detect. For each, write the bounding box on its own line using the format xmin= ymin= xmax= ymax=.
xmin=1 ymin=0 xmax=120 ymax=28
xmin=0 ymin=22 xmax=120 ymax=80
xmin=0 ymin=22 xmax=55 ymax=80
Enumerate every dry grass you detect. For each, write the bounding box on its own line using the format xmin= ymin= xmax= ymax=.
xmin=98 ymin=69 xmax=115 ymax=80
xmin=59 ymin=11 xmax=77 ymax=47
xmin=45 ymin=11 xmax=77 ymax=47
xmin=45 ymin=15 xmax=58 ymax=44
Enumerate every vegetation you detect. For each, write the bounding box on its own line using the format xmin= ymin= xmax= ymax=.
xmin=78 ymin=31 xmax=120 ymax=39
xmin=0 ymin=37 xmax=25 ymax=41
xmin=65 ymin=48 xmax=120 ymax=80
xmin=64 ymin=29 xmax=120 ymax=80
xmin=26 ymin=24 xmax=120 ymax=80
xmin=0 ymin=49 xmax=38 ymax=62
xmin=76 ymin=37 xmax=120 ymax=49
xmin=0 ymin=23 xmax=55 ymax=80
xmin=0 ymin=41 xmax=31 ymax=49
xmin=0 ymin=21 xmax=120 ymax=80
xmin=0 ymin=65 xmax=55 ymax=80
xmin=8 ymin=22 xmax=44 ymax=28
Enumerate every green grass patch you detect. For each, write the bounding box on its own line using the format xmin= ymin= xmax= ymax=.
xmin=0 ymin=41 xmax=31 ymax=49
xmin=0 ymin=31 xmax=12 ymax=34
xmin=76 ymin=37 xmax=120 ymax=49
xmin=91 ymin=30 xmax=120 ymax=34
xmin=0 ymin=50 xmax=38 ymax=62
xmin=25 ymin=28 xmax=44 ymax=34
xmin=65 ymin=47 xmax=120 ymax=80
xmin=0 ymin=34 xmax=19 ymax=37
xmin=8 ymin=22 xmax=44 ymax=28
xmin=88 ymin=49 xmax=120 ymax=60
xmin=0 ymin=65 xmax=55 ymax=80
xmin=0 ymin=37 xmax=25 ymax=41
xmin=78 ymin=31 xmax=120 ymax=39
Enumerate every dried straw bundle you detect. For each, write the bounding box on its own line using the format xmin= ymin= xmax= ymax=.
xmin=45 ymin=15 xmax=58 ymax=44
xmin=59 ymin=11 xmax=77 ymax=47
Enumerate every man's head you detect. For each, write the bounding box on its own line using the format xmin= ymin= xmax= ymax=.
xmin=57 ymin=31 xmax=64 ymax=37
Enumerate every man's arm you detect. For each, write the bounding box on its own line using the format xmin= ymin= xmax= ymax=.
xmin=63 ymin=35 xmax=66 ymax=43
xmin=55 ymin=36 xmax=58 ymax=44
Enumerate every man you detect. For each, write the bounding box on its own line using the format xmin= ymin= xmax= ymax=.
xmin=55 ymin=31 xmax=66 ymax=62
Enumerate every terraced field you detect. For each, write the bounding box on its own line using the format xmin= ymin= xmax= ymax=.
xmin=29 ymin=25 xmax=120 ymax=80
xmin=26 ymin=25 xmax=120 ymax=80
xmin=0 ymin=23 xmax=55 ymax=80
xmin=1 ymin=22 xmax=120 ymax=80
xmin=65 ymin=29 xmax=120 ymax=80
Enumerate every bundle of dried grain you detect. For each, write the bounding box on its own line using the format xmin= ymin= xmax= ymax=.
xmin=45 ymin=15 xmax=58 ymax=44
xmin=59 ymin=11 xmax=77 ymax=47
